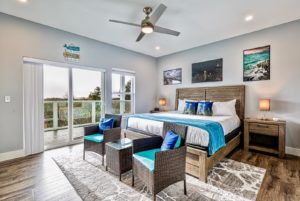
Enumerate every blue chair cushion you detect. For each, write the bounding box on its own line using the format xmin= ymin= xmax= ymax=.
xmin=99 ymin=118 xmax=114 ymax=134
xmin=133 ymin=148 xmax=161 ymax=173
xmin=83 ymin=134 xmax=104 ymax=143
xmin=183 ymin=101 xmax=198 ymax=115
xmin=161 ymin=130 xmax=180 ymax=151
xmin=197 ymin=101 xmax=213 ymax=116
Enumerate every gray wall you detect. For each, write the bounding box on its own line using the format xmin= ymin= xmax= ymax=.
xmin=157 ymin=20 xmax=300 ymax=149
xmin=0 ymin=13 xmax=157 ymax=153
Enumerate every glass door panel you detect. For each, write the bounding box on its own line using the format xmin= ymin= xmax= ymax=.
xmin=124 ymin=75 xmax=134 ymax=114
xmin=72 ymin=68 xmax=102 ymax=140
xmin=43 ymin=65 xmax=69 ymax=149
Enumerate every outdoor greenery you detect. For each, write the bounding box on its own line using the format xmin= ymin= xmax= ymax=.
xmin=44 ymin=80 xmax=133 ymax=130
xmin=44 ymin=86 xmax=102 ymax=129
xmin=111 ymin=80 xmax=132 ymax=114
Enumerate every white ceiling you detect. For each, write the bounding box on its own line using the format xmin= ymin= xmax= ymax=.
xmin=1 ymin=0 xmax=300 ymax=57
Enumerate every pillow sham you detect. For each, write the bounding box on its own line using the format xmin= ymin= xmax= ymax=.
xmin=197 ymin=101 xmax=213 ymax=116
xmin=212 ymin=99 xmax=236 ymax=116
xmin=177 ymin=99 xmax=185 ymax=113
xmin=184 ymin=101 xmax=198 ymax=115
xmin=178 ymin=99 xmax=199 ymax=113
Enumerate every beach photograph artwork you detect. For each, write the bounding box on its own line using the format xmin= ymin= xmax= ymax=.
xmin=243 ymin=46 xmax=270 ymax=81
xmin=163 ymin=68 xmax=182 ymax=85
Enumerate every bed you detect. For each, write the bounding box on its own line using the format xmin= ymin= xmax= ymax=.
xmin=123 ymin=85 xmax=245 ymax=182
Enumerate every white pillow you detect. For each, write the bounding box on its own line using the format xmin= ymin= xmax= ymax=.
xmin=184 ymin=99 xmax=199 ymax=102
xmin=177 ymin=99 xmax=185 ymax=113
xmin=212 ymin=99 xmax=237 ymax=116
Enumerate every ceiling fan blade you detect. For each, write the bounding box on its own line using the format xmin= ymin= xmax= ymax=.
xmin=109 ymin=19 xmax=140 ymax=27
xmin=149 ymin=4 xmax=167 ymax=24
xmin=136 ymin=32 xmax=145 ymax=42
xmin=154 ymin=26 xmax=180 ymax=36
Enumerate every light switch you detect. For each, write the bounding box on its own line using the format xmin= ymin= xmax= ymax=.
xmin=4 ymin=96 xmax=11 ymax=103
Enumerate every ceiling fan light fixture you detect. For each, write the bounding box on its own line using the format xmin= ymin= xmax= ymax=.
xmin=142 ymin=26 xmax=153 ymax=34
xmin=141 ymin=21 xmax=154 ymax=34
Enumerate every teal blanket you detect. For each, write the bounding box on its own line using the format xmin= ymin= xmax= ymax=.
xmin=126 ymin=114 xmax=225 ymax=155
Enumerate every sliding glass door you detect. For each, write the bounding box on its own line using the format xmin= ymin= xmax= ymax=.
xmin=43 ymin=65 xmax=104 ymax=149
xmin=72 ymin=68 xmax=103 ymax=141
xmin=44 ymin=66 xmax=70 ymax=149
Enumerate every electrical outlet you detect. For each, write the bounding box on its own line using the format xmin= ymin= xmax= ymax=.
xmin=4 ymin=96 xmax=11 ymax=103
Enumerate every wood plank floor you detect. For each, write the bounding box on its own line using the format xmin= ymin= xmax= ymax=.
xmin=0 ymin=145 xmax=299 ymax=201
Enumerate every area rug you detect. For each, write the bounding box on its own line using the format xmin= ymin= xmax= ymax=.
xmin=53 ymin=152 xmax=265 ymax=201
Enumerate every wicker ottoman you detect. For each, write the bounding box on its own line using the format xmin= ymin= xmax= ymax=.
xmin=105 ymin=138 xmax=133 ymax=181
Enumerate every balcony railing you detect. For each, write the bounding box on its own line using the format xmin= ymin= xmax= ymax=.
xmin=44 ymin=100 xmax=102 ymax=131
xmin=44 ymin=99 xmax=132 ymax=132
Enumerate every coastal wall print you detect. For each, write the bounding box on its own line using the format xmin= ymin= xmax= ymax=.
xmin=243 ymin=45 xmax=270 ymax=81
xmin=63 ymin=44 xmax=80 ymax=62
xmin=163 ymin=68 xmax=182 ymax=85
xmin=192 ymin=58 xmax=223 ymax=83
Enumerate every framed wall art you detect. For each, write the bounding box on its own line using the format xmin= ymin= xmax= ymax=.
xmin=163 ymin=68 xmax=182 ymax=85
xmin=243 ymin=45 xmax=270 ymax=81
xmin=192 ymin=58 xmax=223 ymax=83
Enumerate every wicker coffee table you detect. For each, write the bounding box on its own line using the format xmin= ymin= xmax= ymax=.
xmin=105 ymin=138 xmax=133 ymax=181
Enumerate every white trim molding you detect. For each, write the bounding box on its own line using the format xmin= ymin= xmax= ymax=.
xmin=0 ymin=149 xmax=25 ymax=162
xmin=23 ymin=57 xmax=106 ymax=72
xmin=286 ymin=146 xmax=300 ymax=157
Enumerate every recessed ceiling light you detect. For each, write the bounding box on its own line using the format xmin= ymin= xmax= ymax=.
xmin=18 ymin=0 xmax=28 ymax=3
xmin=155 ymin=46 xmax=160 ymax=50
xmin=245 ymin=15 xmax=254 ymax=22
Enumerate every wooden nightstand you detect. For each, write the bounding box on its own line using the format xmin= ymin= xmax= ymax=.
xmin=244 ymin=118 xmax=286 ymax=158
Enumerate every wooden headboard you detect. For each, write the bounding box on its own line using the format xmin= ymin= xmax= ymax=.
xmin=175 ymin=85 xmax=245 ymax=120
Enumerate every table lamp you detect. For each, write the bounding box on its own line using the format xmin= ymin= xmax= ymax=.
xmin=259 ymin=99 xmax=270 ymax=120
xmin=156 ymin=98 xmax=166 ymax=111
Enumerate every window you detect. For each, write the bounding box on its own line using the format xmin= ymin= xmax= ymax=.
xmin=112 ymin=70 xmax=135 ymax=115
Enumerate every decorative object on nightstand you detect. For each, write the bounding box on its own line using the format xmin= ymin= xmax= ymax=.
xmin=259 ymin=98 xmax=270 ymax=120
xmin=150 ymin=110 xmax=166 ymax=113
xmin=151 ymin=98 xmax=167 ymax=113
xmin=159 ymin=98 xmax=166 ymax=107
xmin=244 ymin=118 xmax=286 ymax=158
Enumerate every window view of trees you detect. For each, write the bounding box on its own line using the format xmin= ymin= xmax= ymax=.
xmin=112 ymin=74 xmax=134 ymax=114
xmin=44 ymin=86 xmax=102 ymax=130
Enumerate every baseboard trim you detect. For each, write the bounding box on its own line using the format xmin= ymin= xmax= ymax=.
xmin=0 ymin=149 xmax=25 ymax=162
xmin=286 ymin=146 xmax=300 ymax=157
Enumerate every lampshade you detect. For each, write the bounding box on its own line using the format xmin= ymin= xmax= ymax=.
xmin=159 ymin=98 xmax=166 ymax=106
xmin=259 ymin=99 xmax=270 ymax=111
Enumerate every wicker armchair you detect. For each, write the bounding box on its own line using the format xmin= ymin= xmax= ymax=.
xmin=132 ymin=122 xmax=188 ymax=201
xmin=83 ymin=114 xmax=122 ymax=165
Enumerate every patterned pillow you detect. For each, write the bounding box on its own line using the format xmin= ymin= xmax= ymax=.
xmin=197 ymin=101 xmax=213 ymax=116
xmin=161 ymin=130 xmax=180 ymax=151
xmin=98 ymin=118 xmax=114 ymax=134
xmin=184 ymin=101 xmax=198 ymax=115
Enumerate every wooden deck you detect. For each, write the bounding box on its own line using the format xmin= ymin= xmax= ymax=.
xmin=44 ymin=127 xmax=84 ymax=149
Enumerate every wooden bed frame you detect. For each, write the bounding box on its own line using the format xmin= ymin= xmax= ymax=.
xmin=124 ymin=85 xmax=245 ymax=182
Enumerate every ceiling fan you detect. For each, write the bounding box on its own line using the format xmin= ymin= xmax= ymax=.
xmin=109 ymin=4 xmax=180 ymax=42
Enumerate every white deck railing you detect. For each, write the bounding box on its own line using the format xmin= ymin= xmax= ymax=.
xmin=44 ymin=100 xmax=102 ymax=131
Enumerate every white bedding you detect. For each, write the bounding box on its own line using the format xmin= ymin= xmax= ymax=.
xmin=127 ymin=111 xmax=240 ymax=147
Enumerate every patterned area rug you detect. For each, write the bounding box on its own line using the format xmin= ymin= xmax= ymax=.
xmin=53 ymin=152 xmax=265 ymax=201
